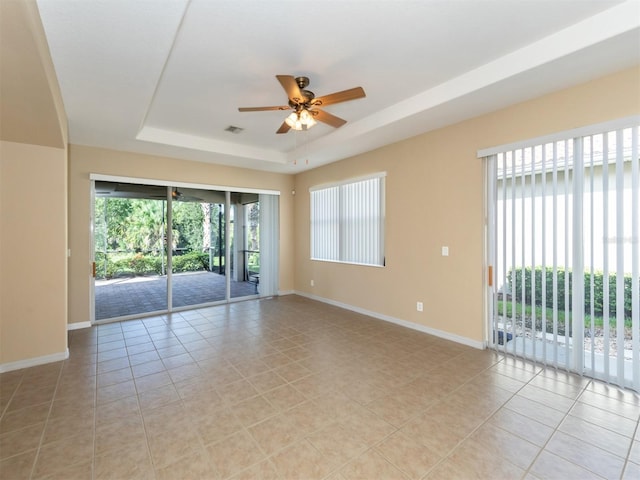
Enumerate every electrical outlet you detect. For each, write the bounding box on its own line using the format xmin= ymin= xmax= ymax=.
xmin=417 ymin=301 xmax=423 ymax=312
xmin=310 ymin=280 xmax=314 ymax=287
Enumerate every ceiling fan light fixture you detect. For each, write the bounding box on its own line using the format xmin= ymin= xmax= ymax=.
xmin=285 ymin=109 xmax=317 ymax=131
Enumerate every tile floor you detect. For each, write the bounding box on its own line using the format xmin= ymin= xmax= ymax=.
xmin=1 ymin=295 xmax=639 ymax=479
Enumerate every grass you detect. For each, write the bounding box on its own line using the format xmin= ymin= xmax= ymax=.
xmin=496 ymin=300 xmax=631 ymax=329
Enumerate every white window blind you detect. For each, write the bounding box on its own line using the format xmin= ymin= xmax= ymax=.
xmin=485 ymin=121 xmax=639 ymax=391
xmin=310 ymin=173 xmax=385 ymax=267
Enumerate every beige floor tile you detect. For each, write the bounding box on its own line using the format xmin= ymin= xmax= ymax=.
xmin=629 ymin=440 xmax=640 ymax=464
xmin=340 ymin=449 xmax=408 ymax=480
xmin=504 ymin=394 xmax=566 ymax=428
xmin=248 ymin=413 xmax=300 ymax=455
xmin=375 ymin=431 xmax=442 ymax=479
xmin=96 ymin=379 xmax=137 ymax=405
xmin=559 ymin=414 xmax=633 ymax=458
xmin=400 ymin=414 xmax=465 ymax=457
xmin=94 ymin=414 xmax=146 ymax=456
xmin=286 ymin=400 xmax=334 ymax=436
xmin=194 ymin=407 xmax=243 ymax=446
xmin=133 ymin=369 xmax=172 ymax=393
xmin=528 ymin=372 xmax=586 ymax=399
xmin=0 ymin=402 xmax=50 ymax=434
xmin=138 ymin=383 xmax=181 ymax=411
xmin=307 ymin=422 xmax=369 ymax=468
xmin=131 ymin=359 xmax=166 ymax=378
xmin=95 ymin=443 xmax=154 ymax=480
xmin=290 ymin=374 xmax=331 ymax=399
xmin=262 ymin=383 xmax=307 ymax=411
xmin=32 ymin=431 xmax=94 ymax=479
xmin=489 ymin=407 xmax=554 ymax=446
xmin=230 ymin=394 xmax=277 ymax=427
xmin=147 ymin=426 xmax=202 ymax=469
xmin=207 ymin=430 xmax=265 ymax=478
xmin=585 ymin=381 xmax=640 ymax=406
xmin=230 ymin=358 xmax=271 ymax=378
xmin=229 ymin=458 xmax=280 ymax=480
xmin=274 ymin=361 xmax=312 ymax=383
xmin=96 ymin=366 xmax=133 ymax=388
xmin=578 ymin=390 xmax=640 ymax=421
xmin=517 ymin=384 xmax=577 ymax=413
xmin=42 ymin=411 xmax=94 ymax=445
xmin=0 ymin=422 xmax=45 ymax=460
xmin=94 ymin=395 xmax=140 ymax=426
xmin=467 ymin=423 xmax=540 ymax=470
xmin=217 ymin=378 xmax=259 ymax=404
xmin=546 ymin=431 xmax=626 ymax=479
xmin=529 ymin=450 xmax=602 ymax=480
xmin=34 ymin=460 xmax=93 ymax=480
xmin=156 ymin=448 xmax=219 ymax=480
xmin=622 ymin=461 xmax=640 ymax=480
xmin=365 ymin=392 xmax=425 ymax=428
xmin=167 ymin=363 xmax=202 ymax=383
xmin=5 ymin=385 xmax=56 ymax=412
xmin=0 ymin=449 xmax=36 ymax=480
xmin=96 ymin=356 xmax=130 ymax=374
xmin=247 ymin=370 xmax=287 ymax=393
xmin=569 ymin=401 xmax=638 ymax=438
xmin=270 ymin=439 xmax=335 ymax=479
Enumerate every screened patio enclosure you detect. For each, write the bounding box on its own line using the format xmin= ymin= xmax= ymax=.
xmin=91 ymin=178 xmax=279 ymax=321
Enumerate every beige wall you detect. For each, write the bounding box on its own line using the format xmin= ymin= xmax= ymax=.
xmin=68 ymin=145 xmax=295 ymax=325
xmin=0 ymin=141 xmax=68 ymax=364
xmin=0 ymin=0 xmax=69 ymax=368
xmin=292 ymin=66 xmax=640 ymax=345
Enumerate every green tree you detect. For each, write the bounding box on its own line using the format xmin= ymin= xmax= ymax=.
xmin=172 ymin=201 xmax=205 ymax=252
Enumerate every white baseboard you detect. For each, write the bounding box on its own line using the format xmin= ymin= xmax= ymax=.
xmin=67 ymin=321 xmax=92 ymax=331
xmin=294 ymin=291 xmax=485 ymax=350
xmin=0 ymin=349 xmax=69 ymax=373
xmin=277 ymin=290 xmax=295 ymax=296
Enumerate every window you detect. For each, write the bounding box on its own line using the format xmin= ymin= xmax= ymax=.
xmin=310 ymin=173 xmax=385 ymax=266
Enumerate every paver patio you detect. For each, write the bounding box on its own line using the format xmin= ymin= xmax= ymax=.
xmin=95 ymin=271 xmax=257 ymax=320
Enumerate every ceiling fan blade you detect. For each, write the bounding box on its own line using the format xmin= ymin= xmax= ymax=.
xmin=276 ymin=75 xmax=304 ymax=103
xmin=276 ymin=121 xmax=291 ymax=134
xmin=238 ymin=105 xmax=290 ymax=112
xmin=313 ymin=87 xmax=366 ymax=107
xmin=313 ymin=109 xmax=347 ymax=128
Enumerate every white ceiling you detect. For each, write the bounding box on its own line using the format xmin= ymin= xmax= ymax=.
xmin=37 ymin=0 xmax=640 ymax=174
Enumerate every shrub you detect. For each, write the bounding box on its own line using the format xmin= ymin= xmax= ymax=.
xmin=507 ymin=266 xmax=635 ymax=320
xmin=172 ymin=251 xmax=209 ymax=273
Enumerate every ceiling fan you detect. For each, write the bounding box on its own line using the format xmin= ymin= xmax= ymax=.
xmin=238 ymin=75 xmax=365 ymax=134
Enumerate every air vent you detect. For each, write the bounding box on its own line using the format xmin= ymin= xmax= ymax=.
xmin=225 ymin=125 xmax=244 ymax=134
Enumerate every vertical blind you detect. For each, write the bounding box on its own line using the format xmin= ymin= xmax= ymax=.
xmin=486 ymin=123 xmax=639 ymax=391
xmin=310 ymin=173 xmax=385 ymax=267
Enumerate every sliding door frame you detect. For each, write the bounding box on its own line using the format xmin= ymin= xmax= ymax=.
xmin=89 ymin=174 xmax=280 ymax=324
xmin=482 ymin=115 xmax=639 ymax=391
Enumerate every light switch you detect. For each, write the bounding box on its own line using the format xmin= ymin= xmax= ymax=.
xmin=442 ymin=246 xmax=449 ymax=256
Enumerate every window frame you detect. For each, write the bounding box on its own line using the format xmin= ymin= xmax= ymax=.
xmin=309 ymin=172 xmax=386 ymax=267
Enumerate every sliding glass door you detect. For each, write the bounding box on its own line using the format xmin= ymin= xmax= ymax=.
xmin=93 ymin=183 xmax=168 ymax=320
xmin=92 ymin=179 xmax=279 ymax=322
xmin=170 ymin=187 xmax=230 ymax=309
xmin=486 ymin=122 xmax=639 ymax=391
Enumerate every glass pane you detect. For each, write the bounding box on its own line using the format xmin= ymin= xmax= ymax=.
xmin=170 ymin=188 xmax=228 ymax=308
xmin=230 ymin=193 xmax=260 ymax=299
xmin=94 ymin=182 xmax=168 ymax=320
